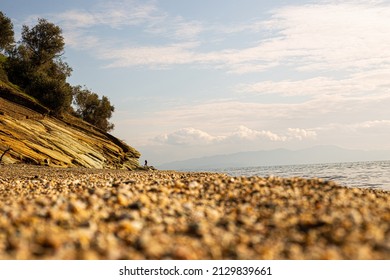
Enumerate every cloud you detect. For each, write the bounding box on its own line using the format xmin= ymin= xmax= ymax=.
xmin=97 ymin=0 xmax=159 ymax=28
xmin=170 ymin=19 xmax=204 ymax=40
xmin=342 ymin=120 xmax=390 ymax=136
xmin=352 ymin=120 xmax=390 ymax=129
xmin=230 ymin=126 xmax=287 ymax=142
xmin=57 ymin=0 xmax=159 ymax=29
xmin=287 ymin=128 xmax=317 ymax=141
xmin=96 ymin=0 xmax=390 ymax=73
xmin=56 ymin=10 xmax=97 ymax=28
xmin=35 ymin=0 xmax=390 ymax=74
xmin=97 ymin=41 xmax=281 ymax=71
xmin=133 ymin=1 xmax=387 ymax=74
xmin=237 ymin=69 xmax=390 ymax=97
xmin=146 ymin=16 xmax=204 ymax=40
xmin=63 ymin=30 xmax=101 ymax=50
xmin=153 ymin=127 xmax=224 ymax=146
xmin=23 ymin=1 xmax=158 ymax=51
xmin=262 ymin=1 xmax=390 ymax=72
xmin=51 ymin=0 xmax=204 ymax=48
xmin=153 ymin=126 xmax=316 ymax=146
xmin=311 ymin=119 xmax=390 ymax=136
xmin=100 ymin=42 xmax=199 ymax=68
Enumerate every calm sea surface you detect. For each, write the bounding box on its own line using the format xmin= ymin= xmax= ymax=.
xmin=209 ymin=160 xmax=390 ymax=191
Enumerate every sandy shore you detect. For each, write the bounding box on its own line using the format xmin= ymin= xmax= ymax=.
xmin=0 ymin=164 xmax=389 ymax=259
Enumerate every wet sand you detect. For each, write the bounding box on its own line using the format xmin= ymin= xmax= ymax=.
xmin=0 ymin=164 xmax=389 ymax=259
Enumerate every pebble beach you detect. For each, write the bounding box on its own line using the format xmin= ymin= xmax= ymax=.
xmin=0 ymin=164 xmax=389 ymax=260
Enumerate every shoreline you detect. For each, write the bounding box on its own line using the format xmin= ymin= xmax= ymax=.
xmin=0 ymin=165 xmax=389 ymax=259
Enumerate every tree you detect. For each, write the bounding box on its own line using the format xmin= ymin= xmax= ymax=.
xmin=94 ymin=95 xmax=115 ymax=132
xmin=0 ymin=11 xmax=14 ymax=52
xmin=21 ymin=18 xmax=64 ymax=67
xmin=5 ymin=45 xmax=35 ymax=87
xmin=72 ymin=86 xmax=115 ymax=132
xmin=6 ymin=18 xmax=72 ymax=114
xmin=2 ymin=17 xmax=117 ymax=125
xmin=27 ymin=72 xmax=73 ymax=113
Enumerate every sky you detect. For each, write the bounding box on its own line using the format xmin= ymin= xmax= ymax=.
xmin=2 ymin=0 xmax=390 ymax=165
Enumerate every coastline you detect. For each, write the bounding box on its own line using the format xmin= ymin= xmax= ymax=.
xmin=0 ymin=165 xmax=389 ymax=259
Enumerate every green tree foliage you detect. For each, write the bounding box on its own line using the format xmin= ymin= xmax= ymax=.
xmin=0 ymin=53 xmax=8 ymax=82
xmin=21 ymin=18 xmax=65 ymax=67
xmin=6 ymin=45 xmax=35 ymax=87
xmin=73 ymin=86 xmax=115 ymax=132
xmin=5 ymin=18 xmax=72 ymax=113
xmin=0 ymin=12 xmax=14 ymax=81
xmin=27 ymin=72 xmax=73 ymax=113
xmin=0 ymin=11 xmax=14 ymax=52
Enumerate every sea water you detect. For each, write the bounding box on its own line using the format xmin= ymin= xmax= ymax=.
xmin=209 ymin=160 xmax=390 ymax=191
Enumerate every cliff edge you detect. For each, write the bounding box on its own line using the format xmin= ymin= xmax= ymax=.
xmin=0 ymin=81 xmax=140 ymax=169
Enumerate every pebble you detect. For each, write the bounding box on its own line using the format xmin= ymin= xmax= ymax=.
xmin=0 ymin=164 xmax=389 ymax=259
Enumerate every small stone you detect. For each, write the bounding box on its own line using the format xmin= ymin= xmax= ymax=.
xmin=128 ymin=201 xmax=143 ymax=210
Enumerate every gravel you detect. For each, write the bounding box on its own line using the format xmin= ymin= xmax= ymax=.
xmin=0 ymin=164 xmax=389 ymax=259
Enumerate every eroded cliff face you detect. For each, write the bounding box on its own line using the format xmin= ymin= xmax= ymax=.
xmin=0 ymin=95 xmax=140 ymax=169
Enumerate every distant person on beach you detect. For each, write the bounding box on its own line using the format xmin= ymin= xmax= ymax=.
xmin=144 ymin=160 xmax=148 ymax=167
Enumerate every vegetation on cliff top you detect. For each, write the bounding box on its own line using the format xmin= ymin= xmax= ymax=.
xmin=0 ymin=11 xmax=115 ymax=133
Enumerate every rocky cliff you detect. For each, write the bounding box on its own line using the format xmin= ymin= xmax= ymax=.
xmin=0 ymin=82 xmax=140 ymax=169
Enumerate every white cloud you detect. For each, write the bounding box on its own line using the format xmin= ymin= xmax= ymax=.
xmin=311 ymin=119 xmax=390 ymax=136
xmin=262 ymin=1 xmax=390 ymax=72
xmin=57 ymin=10 xmax=97 ymax=28
xmin=353 ymin=120 xmax=390 ymax=129
xmin=100 ymin=42 xmax=199 ymax=68
xmin=287 ymin=128 xmax=317 ymax=141
xmin=51 ymin=0 xmax=204 ymax=50
xmin=237 ymin=69 xmax=390 ymax=97
xmin=63 ymin=30 xmax=101 ymax=50
xmin=154 ymin=126 xmax=317 ymax=146
xmin=58 ymin=0 xmax=159 ymax=29
xmin=230 ymin=126 xmax=287 ymax=142
xmin=146 ymin=16 xmax=204 ymax=40
xmin=97 ymin=0 xmax=159 ymax=28
xmin=154 ymin=127 xmax=224 ymax=146
xmin=342 ymin=120 xmax=390 ymax=136
xmin=171 ymin=19 xmax=203 ymax=40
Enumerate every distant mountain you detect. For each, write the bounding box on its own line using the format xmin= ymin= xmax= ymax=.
xmin=157 ymin=145 xmax=390 ymax=170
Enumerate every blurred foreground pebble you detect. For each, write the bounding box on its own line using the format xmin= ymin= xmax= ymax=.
xmin=0 ymin=165 xmax=389 ymax=259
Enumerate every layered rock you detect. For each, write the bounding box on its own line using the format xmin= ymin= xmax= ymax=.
xmin=0 ymin=83 xmax=140 ymax=169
